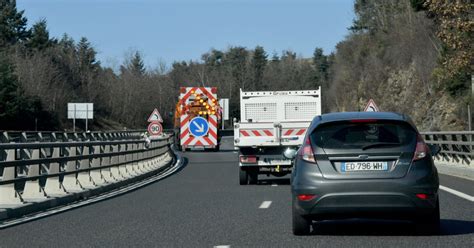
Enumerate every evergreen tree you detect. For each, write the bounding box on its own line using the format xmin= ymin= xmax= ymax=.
xmin=0 ymin=0 xmax=30 ymax=47
xmin=0 ymin=52 xmax=50 ymax=130
xmin=225 ymin=46 xmax=248 ymax=90
xmin=77 ymin=37 xmax=99 ymax=72
xmin=251 ymin=46 xmax=267 ymax=90
xmin=129 ymin=51 xmax=146 ymax=76
xmin=28 ymin=19 xmax=53 ymax=51
xmin=312 ymin=47 xmax=329 ymax=87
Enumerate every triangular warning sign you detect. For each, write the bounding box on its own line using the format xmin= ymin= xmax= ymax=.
xmin=147 ymin=108 xmax=163 ymax=123
xmin=364 ymin=99 xmax=379 ymax=112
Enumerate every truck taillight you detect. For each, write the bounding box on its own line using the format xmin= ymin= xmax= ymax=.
xmin=297 ymin=136 xmax=316 ymax=163
xmin=413 ymin=134 xmax=429 ymax=161
xmin=240 ymin=155 xmax=257 ymax=164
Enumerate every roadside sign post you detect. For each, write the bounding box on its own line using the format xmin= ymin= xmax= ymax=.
xmin=148 ymin=122 xmax=163 ymax=136
xmin=219 ymin=98 xmax=229 ymax=130
xmin=147 ymin=108 xmax=164 ymax=138
xmin=68 ymin=103 xmax=93 ymax=132
xmin=364 ymin=99 xmax=379 ymax=112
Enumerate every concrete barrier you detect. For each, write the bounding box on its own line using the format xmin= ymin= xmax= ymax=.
xmin=0 ymin=132 xmax=175 ymax=221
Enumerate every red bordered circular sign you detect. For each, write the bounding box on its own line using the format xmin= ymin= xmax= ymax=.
xmin=147 ymin=122 xmax=163 ymax=136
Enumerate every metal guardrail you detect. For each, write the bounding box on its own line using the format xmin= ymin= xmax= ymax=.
xmin=421 ymin=131 xmax=473 ymax=166
xmin=0 ymin=130 xmax=147 ymax=143
xmin=0 ymin=131 xmax=174 ymax=206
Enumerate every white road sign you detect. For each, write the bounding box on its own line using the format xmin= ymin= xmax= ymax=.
xmin=148 ymin=122 xmax=163 ymax=136
xmin=364 ymin=99 xmax=379 ymax=112
xmin=219 ymin=98 xmax=229 ymax=120
xmin=148 ymin=108 xmax=163 ymax=123
xmin=68 ymin=103 xmax=93 ymax=119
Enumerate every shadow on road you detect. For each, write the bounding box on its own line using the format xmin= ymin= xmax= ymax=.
xmin=258 ymin=178 xmax=291 ymax=185
xmin=309 ymin=219 xmax=474 ymax=236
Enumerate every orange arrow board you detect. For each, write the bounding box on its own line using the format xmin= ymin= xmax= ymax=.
xmin=364 ymin=99 xmax=379 ymax=112
xmin=147 ymin=108 xmax=163 ymax=123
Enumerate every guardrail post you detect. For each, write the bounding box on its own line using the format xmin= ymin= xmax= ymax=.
xmin=62 ymin=147 xmax=83 ymax=193
xmin=136 ymin=142 xmax=147 ymax=174
xmin=101 ymin=144 xmax=115 ymax=183
xmin=44 ymin=146 xmax=67 ymax=196
xmin=90 ymin=145 xmax=106 ymax=186
xmin=118 ymin=144 xmax=131 ymax=178
xmin=110 ymin=144 xmax=123 ymax=180
xmin=77 ymin=145 xmax=96 ymax=189
xmin=22 ymin=148 xmax=48 ymax=201
xmin=125 ymin=143 xmax=138 ymax=176
xmin=0 ymin=149 xmax=23 ymax=205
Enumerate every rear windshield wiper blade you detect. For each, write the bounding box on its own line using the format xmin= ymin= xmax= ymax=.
xmin=361 ymin=142 xmax=401 ymax=150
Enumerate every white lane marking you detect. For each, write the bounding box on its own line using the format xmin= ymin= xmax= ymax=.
xmin=271 ymin=184 xmax=278 ymax=187
xmin=259 ymin=201 xmax=272 ymax=209
xmin=440 ymin=185 xmax=474 ymax=202
xmin=214 ymin=246 xmax=230 ymax=248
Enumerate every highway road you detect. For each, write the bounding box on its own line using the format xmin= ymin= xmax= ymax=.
xmin=0 ymin=137 xmax=473 ymax=247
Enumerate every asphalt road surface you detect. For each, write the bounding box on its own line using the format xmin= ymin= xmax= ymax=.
xmin=0 ymin=137 xmax=473 ymax=247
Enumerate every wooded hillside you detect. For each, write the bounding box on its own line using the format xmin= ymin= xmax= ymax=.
xmin=0 ymin=0 xmax=471 ymax=131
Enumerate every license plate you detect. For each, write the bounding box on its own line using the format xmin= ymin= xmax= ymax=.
xmin=341 ymin=161 xmax=388 ymax=172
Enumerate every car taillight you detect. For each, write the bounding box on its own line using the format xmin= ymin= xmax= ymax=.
xmin=240 ymin=155 xmax=257 ymax=164
xmin=297 ymin=136 xmax=316 ymax=163
xmin=416 ymin=193 xmax=428 ymax=200
xmin=413 ymin=134 xmax=429 ymax=161
xmin=297 ymin=194 xmax=317 ymax=201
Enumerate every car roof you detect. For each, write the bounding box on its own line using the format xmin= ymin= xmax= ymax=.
xmin=309 ymin=112 xmax=417 ymax=131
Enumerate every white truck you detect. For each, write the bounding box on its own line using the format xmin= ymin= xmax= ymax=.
xmin=234 ymin=88 xmax=322 ymax=185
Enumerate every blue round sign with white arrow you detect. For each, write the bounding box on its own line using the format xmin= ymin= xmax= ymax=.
xmin=189 ymin=117 xmax=209 ymax=137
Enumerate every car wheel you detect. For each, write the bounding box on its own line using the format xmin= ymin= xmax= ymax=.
xmin=239 ymin=168 xmax=248 ymax=185
xmin=248 ymin=168 xmax=258 ymax=185
xmin=415 ymin=199 xmax=440 ymax=235
xmin=292 ymin=202 xmax=311 ymax=235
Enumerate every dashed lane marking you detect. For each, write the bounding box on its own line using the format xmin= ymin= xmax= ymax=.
xmin=271 ymin=184 xmax=278 ymax=187
xmin=214 ymin=246 xmax=230 ymax=248
xmin=259 ymin=201 xmax=272 ymax=209
xmin=440 ymin=185 xmax=474 ymax=202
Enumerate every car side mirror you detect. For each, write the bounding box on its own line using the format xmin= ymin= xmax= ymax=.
xmin=429 ymin=144 xmax=441 ymax=156
xmin=283 ymin=148 xmax=298 ymax=159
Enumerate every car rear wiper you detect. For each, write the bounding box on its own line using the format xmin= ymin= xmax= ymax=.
xmin=361 ymin=142 xmax=401 ymax=150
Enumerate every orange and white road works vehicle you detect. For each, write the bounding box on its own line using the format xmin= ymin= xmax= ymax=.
xmin=234 ymin=88 xmax=321 ymax=185
xmin=174 ymin=87 xmax=221 ymax=151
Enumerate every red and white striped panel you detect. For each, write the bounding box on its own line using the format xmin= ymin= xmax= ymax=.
xmin=240 ymin=129 xmax=274 ymax=137
xmin=282 ymin=128 xmax=307 ymax=136
xmin=179 ymin=87 xmax=218 ymax=148
xmin=179 ymin=87 xmax=217 ymax=105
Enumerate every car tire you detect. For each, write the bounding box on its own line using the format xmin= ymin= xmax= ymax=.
xmin=415 ymin=199 xmax=440 ymax=235
xmin=248 ymin=168 xmax=258 ymax=185
xmin=239 ymin=168 xmax=248 ymax=185
xmin=292 ymin=202 xmax=311 ymax=235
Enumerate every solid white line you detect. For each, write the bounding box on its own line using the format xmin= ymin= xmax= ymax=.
xmin=259 ymin=201 xmax=272 ymax=209
xmin=440 ymin=185 xmax=474 ymax=202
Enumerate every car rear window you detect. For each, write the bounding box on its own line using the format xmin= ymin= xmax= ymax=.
xmin=311 ymin=120 xmax=417 ymax=149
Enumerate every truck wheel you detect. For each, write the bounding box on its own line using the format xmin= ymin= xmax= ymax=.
xmin=239 ymin=168 xmax=248 ymax=185
xmin=214 ymin=145 xmax=220 ymax=152
xmin=248 ymin=168 xmax=258 ymax=185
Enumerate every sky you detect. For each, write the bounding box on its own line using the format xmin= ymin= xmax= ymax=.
xmin=17 ymin=0 xmax=355 ymax=70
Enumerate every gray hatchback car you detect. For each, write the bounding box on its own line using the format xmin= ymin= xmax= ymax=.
xmin=289 ymin=112 xmax=441 ymax=235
